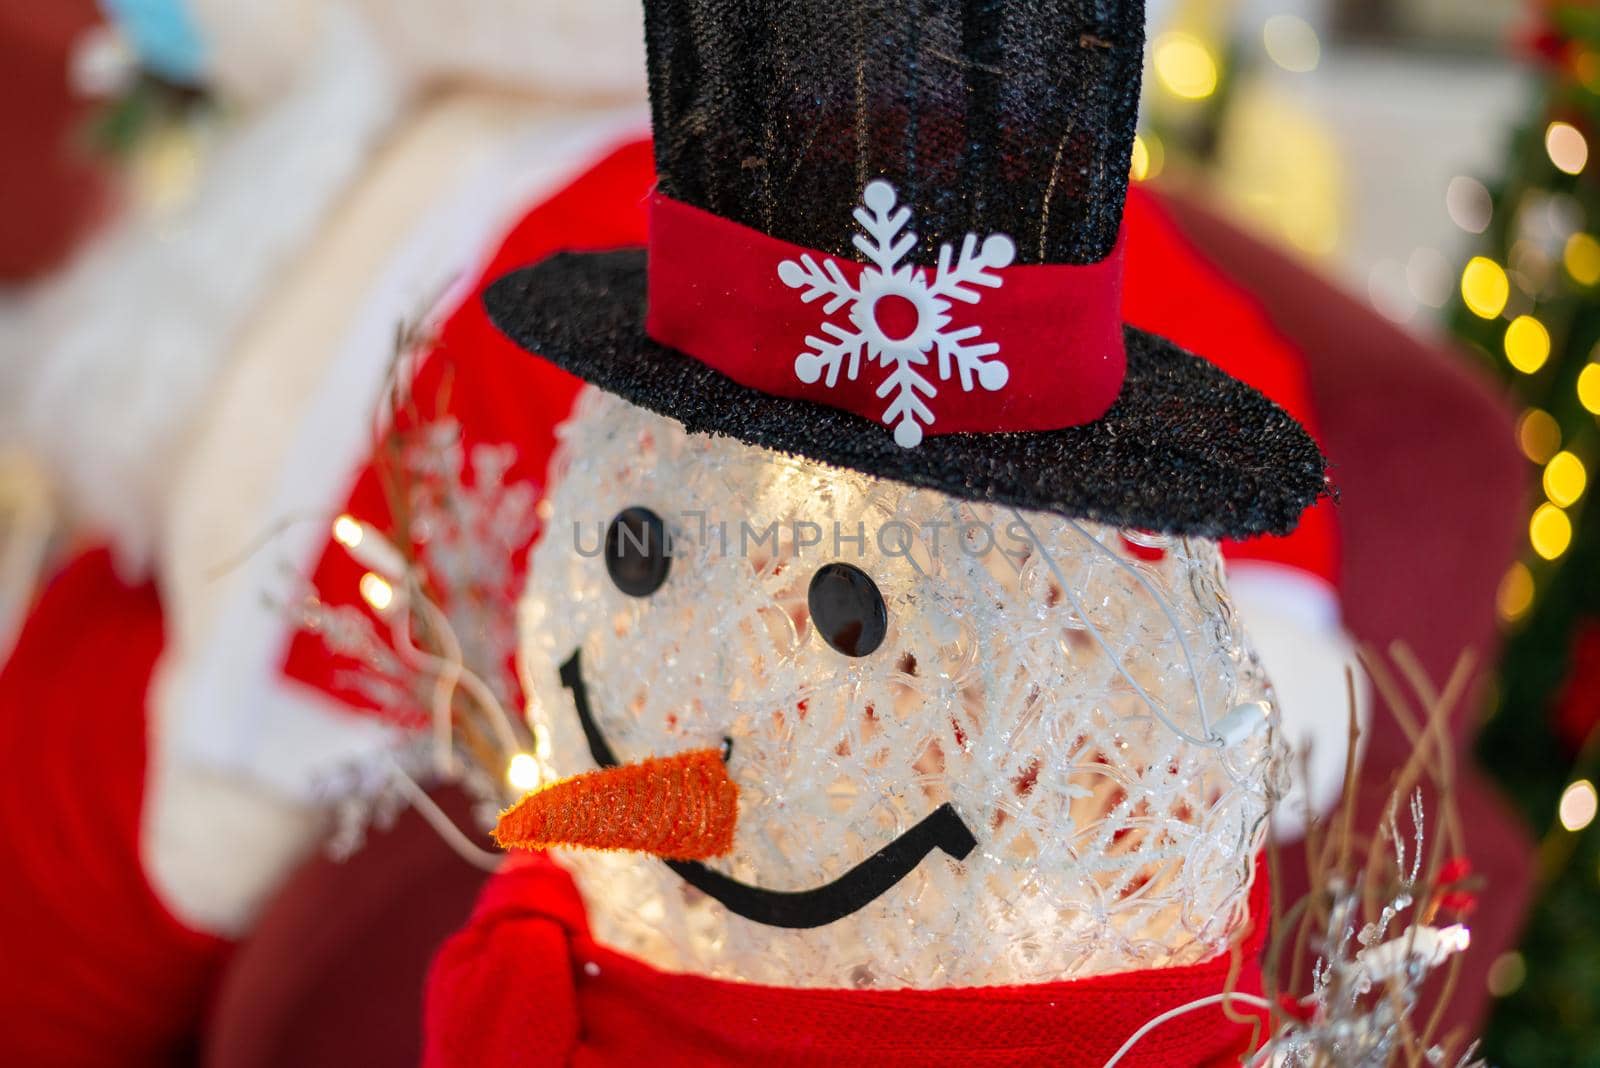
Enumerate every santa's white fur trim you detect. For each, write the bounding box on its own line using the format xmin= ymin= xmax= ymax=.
xmin=1228 ymin=560 xmax=1370 ymax=842
xmin=2 ymin=9 xmax=400 ymax=576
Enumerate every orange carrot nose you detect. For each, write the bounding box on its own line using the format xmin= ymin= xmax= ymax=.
xmin=493 ymin=748 xmax=738 ymax=861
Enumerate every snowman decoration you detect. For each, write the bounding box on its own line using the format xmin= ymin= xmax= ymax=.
xmin=432 ymin=0 xmax=1327 ymax=1062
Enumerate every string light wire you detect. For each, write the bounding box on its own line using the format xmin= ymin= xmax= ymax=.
xmin=387 ymin=583 xmax=523 ymax=777
xmin=1100 ymin=991 xmax=1272 ymax=1067
xmin=385 ymin=757 xmax=504 ymax=873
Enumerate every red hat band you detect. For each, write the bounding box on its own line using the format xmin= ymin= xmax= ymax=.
xmin=645 ymin=180 xmax=1129 ymax=448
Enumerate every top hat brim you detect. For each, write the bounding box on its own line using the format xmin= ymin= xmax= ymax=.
xmin=483 ymin=249 xmax=1327 ymax=539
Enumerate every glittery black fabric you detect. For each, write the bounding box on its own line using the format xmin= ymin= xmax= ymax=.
xmin=484 ymin=251 xmax=1328 ymax=538
xmin=483 ymin=0 xmax=1327 ymax=534
xmin=645 ymin=0 xmax=1143 ymax=266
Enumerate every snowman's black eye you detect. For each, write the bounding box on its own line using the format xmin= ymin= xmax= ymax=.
xmin=605 ymin=507 xmax=670 ymax=597
xmin=808 ymin=563 xmax=887 ymax=657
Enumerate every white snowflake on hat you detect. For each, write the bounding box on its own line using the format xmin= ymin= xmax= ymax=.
xmin=777 ymin=180 xmax=1016 ymax=448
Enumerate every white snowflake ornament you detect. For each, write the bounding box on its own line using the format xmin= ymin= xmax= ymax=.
xmin=777 ymin=180 xmax=1016 ymax=448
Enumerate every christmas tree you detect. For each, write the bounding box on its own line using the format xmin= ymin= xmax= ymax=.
xmin=1456 ymin=5 xmax=1600 ymax=1063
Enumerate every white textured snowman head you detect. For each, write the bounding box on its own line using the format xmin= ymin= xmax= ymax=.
xmin=488 ymin=0 xmax=1326 ymax=989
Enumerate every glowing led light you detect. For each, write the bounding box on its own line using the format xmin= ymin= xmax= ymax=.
xmin=1446 ymin=176 xmax=1492 ymax=234
xmin=1567 ymin=233 xmax=1600 ymax=285
xmin=1547 ymin=121 xmax=1589 ymax=175
xmin=1262 ymin=14 xmax=1320 ymax=72
xmin=332 ymin=513 xmax=364 ymax=549
xmin=1560 ymin=779 xmax=1598 ymax=832
xmin=507 ymin=752 xmax=542 ymax=793
xmin=1486 ymin=951 xmax=1527 ymax=997
xmin=1545 ymin=451 xmax=1587 ymax=507
xmin=1460 ymin=257 xmax=1509 ymax=318
xmin=1154 ymin=33 xmax=1218 ymax=100
xmin=1530 ymin=503 xmax=1573 ymax=560
xmin=1496 ymin=562 xmax=1534 ymax=624
xmin=333 ymin=515 xmax=409 ymax=579
xmin=1505 ymin=315 xmax=1552 ymax=374
xmin=1580 ymin=363 xmax=1600 ymax=414
xmin=359 ymin=571 xmax=395 ymax=613
xmin=1518 ymin=409 xmax=1562 ymax=463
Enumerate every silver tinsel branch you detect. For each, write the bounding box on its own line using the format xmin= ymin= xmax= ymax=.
xmin=285 ymin=317 xmax=543 ymax=870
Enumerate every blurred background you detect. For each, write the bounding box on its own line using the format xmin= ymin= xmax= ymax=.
xmin=1138 ymin=3 xmax=1598 ymax=1060
xmin=3 ymin=0 xmax=1599 ymax=1065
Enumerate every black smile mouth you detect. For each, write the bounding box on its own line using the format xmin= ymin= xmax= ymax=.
xmin=559 ymin=650 xmax=977 ymax=929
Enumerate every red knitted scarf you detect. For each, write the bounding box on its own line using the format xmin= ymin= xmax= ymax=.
xmin=424 ymin=853 xmax=1270 ymax=1068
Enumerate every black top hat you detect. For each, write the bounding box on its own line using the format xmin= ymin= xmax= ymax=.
xmin=484 ymin=0 xmax=1327 ymax=537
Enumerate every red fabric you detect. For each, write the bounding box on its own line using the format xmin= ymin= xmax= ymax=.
xmin=1122 ymin=186 xmax=1338 ymax=586
xmin=646 ymin=194 xmax=1129 ymax=436
xmin=0 ymin=549 xmax=228 ymax=1066
xmin=204 ymin=788 xmax=490 ymax=1068
xmin=425 ymin=853 xmax=1270 ymax=1068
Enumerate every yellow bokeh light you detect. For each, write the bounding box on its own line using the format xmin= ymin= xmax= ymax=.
xmin=1487 ymin=951 xmax=1527 ymax=997
xmin=1517 ymin=408 xmax=1562 ymax=463
xmin=1461 ymin=256 xmax=1509 ymax=318
xmin=1567 ymin=233 xmax=1600 ymax=285
xmin=1560 ymin=779 xmax=1598 ymax=832
xmin=1547 ymin=121 xmax=1590 ymax=176
xmin=1154 ymin=33 xmax=1219 ymax=101
xmin=1142 ymin=132 xmax=1165 ymax=181
xmin=1262 ymin=14 xmax=1320 ymax=73
xmin=1581 ymin=363 xmax=1600 ymax=414
xmin=1546 ymin=451 xmax=1588 ymax=507
xmin=358 ymin=571 xmax=395 ymax=613
xmin=1531 ymin=502 xmax=1573 ymax=560
xmin=1496 ymin=562 xmax=1535 ymax=623
xmin=506 ymin=752 xmax=542 ymax=793
xmin=1579 ymin=52 xmax=1600 ymax=93
xmin=1130 ymin=135 xmax=1150 ymax=181
xmin=1209 ymin=83 xmax=1341 ymax=258
xmin=1284 ymin=207 xmax=1337 ymax=257
xmin=1505 ymin=315 xmax=1551 ymax=374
